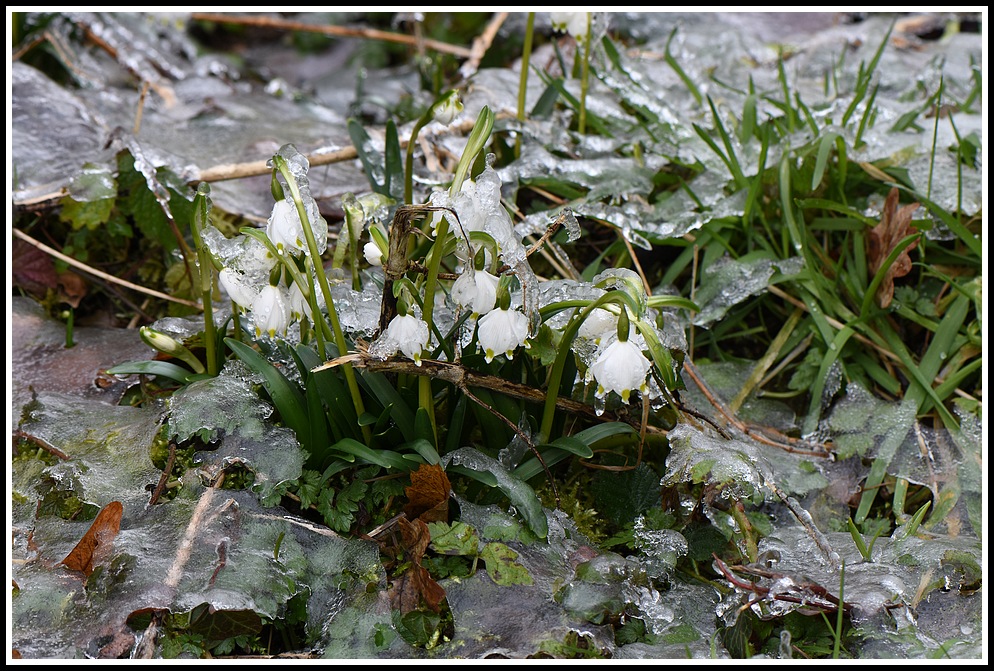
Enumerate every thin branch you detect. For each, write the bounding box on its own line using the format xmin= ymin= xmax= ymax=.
xmin=190 ymin=13 xmax=473 ymax=58
xmin=318 ymin=352 xmax=669 ymax=438
xmin=459 ymin=12 xmax=509 ymax=79
xmin=682 ymin=359 xmax=833 ymax=457
xmin=12 ymin=229 xmax=202 ymax=309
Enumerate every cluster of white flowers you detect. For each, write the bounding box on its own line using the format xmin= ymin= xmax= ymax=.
xmin=207 ymin=151 xmax=328 ymax=338
xmin=550 ymin=12 xmax=589 ymax=41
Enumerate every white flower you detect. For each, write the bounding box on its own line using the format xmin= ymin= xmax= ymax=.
xmin=287 ymin=280 xmax=311 ymax=320
xmin=550 ymin=12 xmax=589 ymax=40
xmin=577 ymin=307 xmax=617 ymax=343
xmin=587 ymin=338 xmax=651 ymax=404
xmin=218 ymin=268 xmax=259 ymax=311
xmin=477 ymin=307 xmax=529 ymax=363
xmin=267 ymin=199 xmax=306 ymax=253
xmin=427 ymin=180 xmax=486 ymax=237
xmin=382 ymin=313 xmax=430 ymax=365
xmin=432 ymin=91 xmax=463 ymax=126
xmin=252 ymin=284 xmax=291 ymax=337
xmin=451 ymin=268 xmax=499 ymax=316
xmin=267 ymin=196 xmax=328 ymax=256
xmin=363 ymin=241 xmax=384 ymax=266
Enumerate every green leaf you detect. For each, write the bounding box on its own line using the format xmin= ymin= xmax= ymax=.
xmin=104 ymin=360 xmax=204 ymax=385
xmin=330 ymin=438 xmax=414 ymax=471
xmin=480 ymin=542 xmax=533 ymax=586
xmin=592 ymin=463 xmax=662 ymax=525
xmin=445 ymin=448 xmax=548 ymax=539
xmin=58 ymin=196 xmax=116 ymax=231
xmin=427 ymin=521 xmax=480 ymax=556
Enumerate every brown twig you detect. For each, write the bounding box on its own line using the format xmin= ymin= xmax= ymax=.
xmin=712 ymin=554 xmax=853 ymax=617
xmin=459 ymin=12 xmax=509 ymax=79
xmin=12 ymin=229 xmax=201 ymax=309
xmin=13 ymin=429 xmax=70 ymax=461
xmin=148 ymin=441 xmax=177 ymax=506
xmin=682 ymin=359 xmax=833 ymax=457
xmin=190 ymin=13 xmax=473 ymax=58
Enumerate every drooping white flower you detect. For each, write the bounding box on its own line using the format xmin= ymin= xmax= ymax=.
xmin=432 ymin=91 xmax=463 ymax=126
xmin=286 ymin=280 xmax=311 ymax=320
xmin=550 ymin=12 xmax=589 ymax=40
xmin=477 ymin=307 xmax=530 ymax=363
xmin=267 ymin=199 xmax=307 ymax=253
xmin=451 ymin=268 xmax=499 ymax=316
xmin=218 ymin=267 xmax=259 ymax=311
xmin=363 ymin=241 xmax=384 ymax=266
xmin=266 ymin=196 xmax=328 ymax=256
xmin=252 ymin=284 xmax=291 ymax=337
xmin=577 ymin=307 xmax=617 ymax=343
xmin=587 ymin=338 xmax=651 ymax=404
xmin=380 ymin=313 xmax=430 ymax=366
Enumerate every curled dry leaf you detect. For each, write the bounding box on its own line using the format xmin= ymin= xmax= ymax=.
xmin=61 ymin=500 xmax=124 ymax=576
xmin=866 ymin=187 xmax=921 ymax=308
xmin=403 ymin=463 xmax=451 ymax=523
xmin=389 ymin=516 xmax=447 ymax=614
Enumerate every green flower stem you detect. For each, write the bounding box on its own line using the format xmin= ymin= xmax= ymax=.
xmin=273 ymin=155 xmax=370 ymax=443
xmin=515 ymin=12 xmax=536 ymax=158
xmin=538 ymin=291 xmax=639 ymax=442
xmin=191 ymin=183 xmax=219 ymax=376
xmin=578 ymin=13 xmax=592 ymax=135
xmin=404 ymin=116 xmax=430 ymax=206
xmin=417 ymin=106 xmax=494 ymax=444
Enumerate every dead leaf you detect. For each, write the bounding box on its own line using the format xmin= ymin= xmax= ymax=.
xmin=57 ymin=270 xmax=89 ymax=308
xmin=403 ymin=463 xmax=451 ymax=523
xmin=61 ymin=501 xmax=124 ymax=576
xmin=11 ymin=236 xmax=60 ymax=296
xmin=387 ymin=517 xmax=446 ymax=614
xmin=866 ymin=187 xmax=920 ymax=308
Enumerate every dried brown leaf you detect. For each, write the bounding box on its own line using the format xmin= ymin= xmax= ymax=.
xmin=867 ymin=187 xmax=920 ymax=308
xmin=61 ymin=500 xmax=123 ymax=576
xmin=387 ymin=517 xmax=446 ymax=614
xmin=403 ymin=463 xmax=451 ymax=523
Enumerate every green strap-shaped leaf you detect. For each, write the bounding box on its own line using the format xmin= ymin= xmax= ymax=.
xmin=104 ymin=360 xmax=205 ymax=385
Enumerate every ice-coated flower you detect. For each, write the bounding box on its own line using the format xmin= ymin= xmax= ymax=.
xmin=427 ymin=180 xmax=486 ymax=237
xmin=266 ymin=196 xmax=327 ymax=256
xmin=587 ymin=338 xmax=651 ymax=404
xmin=218 ymin=267 xmax=259 ymax=311
xmin=363 ymin=241 xmax=384 ymax=266
xmin=550 ymin=12 xmax=589 ymax=40
xmin=577 ymin=307 xmax=617 ymax=343
xmin=477 ymin=307 xmax=529 ymax=363
xmin=380 ymin=313 xmax=430 ymax=365
xmin=267 ymin=199 xmax=307 ymax=253
xmin=451 ymin=268 xmax=499 ymax=316
xmin=287 ymin=280 xmax=311 ymax=320
xmin=252 ymin=284 xmax=291 ymax=337
xmin=432 ymin=91 xmax=463 ymax=126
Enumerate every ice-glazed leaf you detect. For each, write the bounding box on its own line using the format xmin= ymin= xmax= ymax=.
xmin=427 ymin=521 xmax=480 ymax=556
xmin=662 ymin=424 xmax=769 ymax=502
xmin=61 ymin=500 xmax=123 ymax=576
xmin=168 ymin=373 xmax=273 ymax=444
xmin=444 ymin=448 xmax=549 ymax=539
xmin=479 ymin=542 xmax=533 ymax=587
xmin=404 ymin=464 xmax=451 ymax=523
